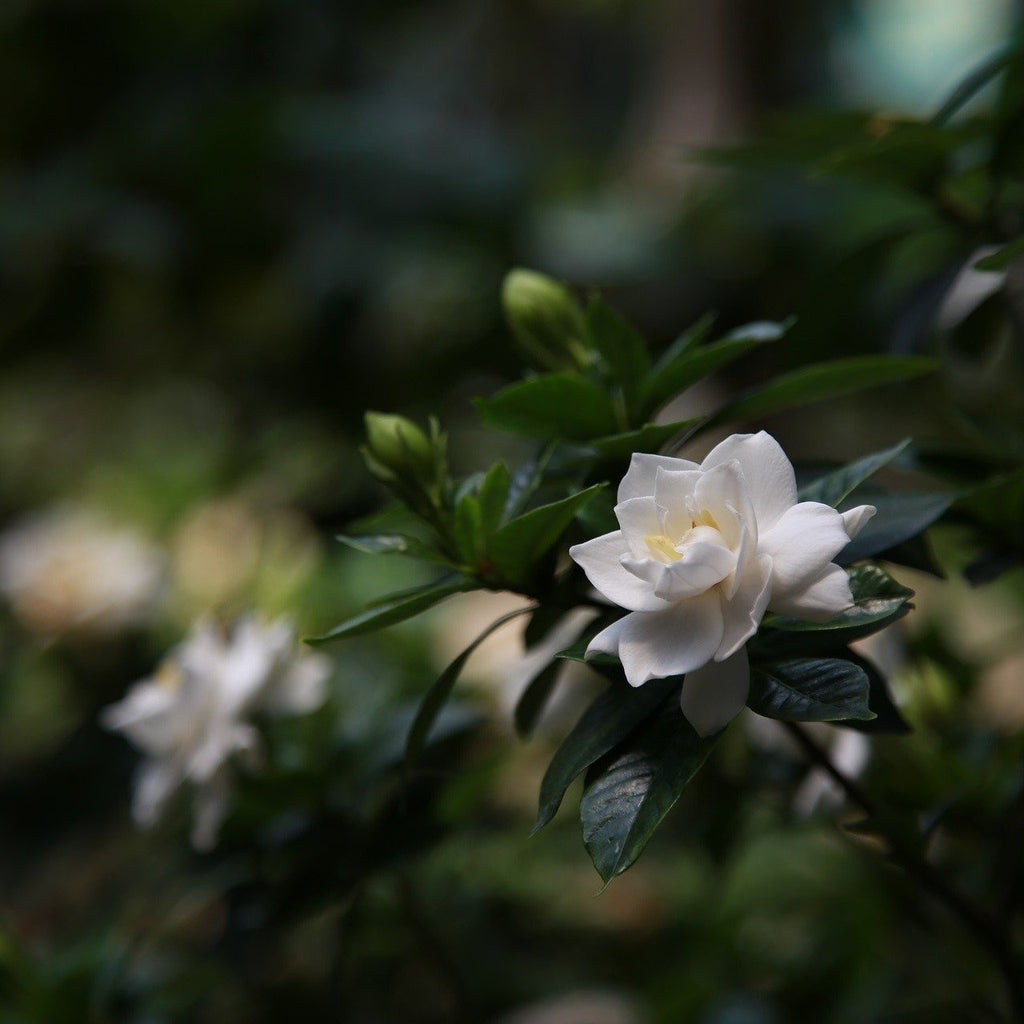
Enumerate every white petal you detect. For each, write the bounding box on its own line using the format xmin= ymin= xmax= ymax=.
xmin=131 ymin=759 xmax=182 ymax=828
xmin=629 ymin=540 xmax=734 ymax=602
xmin=770 ymin=563 xmax=853 ymax=621
xmin=680 ymin=647 xmax=750 ymax=737
xmin=570 ymin=533 xmax=671 ymax=612
xmin=263 ymin=654 xmax=332 ymax=714
xmin=618 ymin=452 xmax=698 ymax=502
xmin=701 ymin=431 xmax=797 ymax=530
xmin=760 ymin=501 xmax=852 ymax=598
xmin=693 ymin=460 xmax=758 ymax=549
xmin=841 ymin=504 xmax=876 ymax=539
xmin=614 ymin=496 xmax=663 ymax=558
xmin=586 ymin=614 xmax=629 ymax=657
xmin=612 ymin=593 xmax=724 ymax=686
xmin=717 ymin=554 xmax=772 ymax=659
xmin=651 ymin=468 xmax=701 ymax=531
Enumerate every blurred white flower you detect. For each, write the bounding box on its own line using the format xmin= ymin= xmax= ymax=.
xmin=0 ymin=505 xmax=163 ymax=637
xmin=569 ymin=432 xmax=875 ymax=736
xmin=102 ymin=614 xmax=331 ymax=850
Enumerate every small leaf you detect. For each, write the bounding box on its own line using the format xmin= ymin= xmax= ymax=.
xmin=974 ymin=237 xmax=1024 ymax=271
xmin=748 ymin=658 xmax=874 ymax=722
xmin=454 ymin=493 xmax=484 ymax=564
xmin=641 ymin=321 xmax=786 ymax=417
xmin=589 ymin=419 xmax=699 ymax=459
xmin=708 ymin=356 xmax=936 ymax=426
xmin=478 ymin=462 xmax=511 ymax=536
xmin=651 ymin=312 xmax=716 ymax=372
xmin=336 ymin=533 xmax=453 ymax=565
xmin=309 ymin=576 xmax=473 ymax=643
xmin=798 ymin=440 xmax=911 ymax=507
xmin=837 ymin=492 xmax=953 ymax=564
xmin=514 ymin=658 xmax=563 ymax=738
xmin=475 ymin=374 xmax=618 ymax=441
xmin=489 ymin=484 xmax=605 ymax=587
xmin=406 ymin=606 xmax=533 ymax=766
xmin=585 ymin=297 xmax=651 ymax=413
xmin=580 ymin=707 xmax=715 ymax=881
xmin=533 ymin=674 xmax=679 ymax=832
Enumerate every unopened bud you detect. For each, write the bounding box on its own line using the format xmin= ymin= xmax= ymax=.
xmin=502 ymin=268 xmax=586 ymax=370
xmin=364 ymin=412 xmax=436 ymax=482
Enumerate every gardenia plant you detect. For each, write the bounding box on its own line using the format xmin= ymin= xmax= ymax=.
xmin=570 ymin=434 xmax=875 ymax=735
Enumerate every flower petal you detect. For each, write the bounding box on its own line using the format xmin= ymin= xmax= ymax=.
xmin=841 ymin=504 xmax=876 ymax=538
xmin=609 ymin=593 xmax=725 ymax=686
xmin=717 ymin=553 xmax=772 ymax=659
xmin=769 ymin=563 xmax=853 ymax=621
xmin=760 ymin=501 xmax=853 ymax=599
xmin=680 ymin=647 xmax=750 ymax=737
xmin=625 ymin=540 xmax=734 ymax=602
xmin=131 ymin=759 xmax=182 ymax=828
xmin=570 ymin=533 xmax=672 ymax=611
xmin=614 ymin=496 xmax=663 ymax=558
xmin=618 ymin=452 xmax=698 ymax=502
xmin=651 ymin=468 xmax=701 ymax=532
xmin=693 ymin=460 xmax=758 ymax=549
xmin=701 ymin=431 xmax=797 ymax=530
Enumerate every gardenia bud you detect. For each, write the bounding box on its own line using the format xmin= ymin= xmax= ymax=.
xmin=363 ymin=412 xmax=437 ymax=483
xmin=502 ymin=268 xmax=587 ymax=370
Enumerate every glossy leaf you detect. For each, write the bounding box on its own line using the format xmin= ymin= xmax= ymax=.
xmin=580 ymin=707 xmax=715 ymax=881
xmin=799 ymin=440 xmax=910 ymax=507
xmin=641 ymin=320 xmax=786 ymax=416
xmin=489 ymin=484 xmax=605 ymax=587
xmin=405 ymin=606 xmax=533 ymax=766
xmin=533 ymin=674 xmax=679 ymax=832
xmin=748 ymin=658 xmax=874 ymax=722
xmin=650 ymin=312 xmax=716 ymax=371
xmin=837 ymin=492 xmax=953 ymax=564
xmin=336 ymin=533 xmax=452 ymax=565
xmin=585 ymin=297 xmax=650 ymax=412
xmin=477 ymin=462 xmax=511 ymax=536
xmin=708 ymin=356 xmax=936 ymax=427
xmin=834 ymin=652 xmax=911 ymax=734
xmin=310 ymin=576 xmax=473 ymax=643
xmin=974 ymin=237 xmax=1024 ymax=271
xmin=589 ymin=419 xmax=699 ymax=458
xmin=475 ymin=374 xmax=618 ymax=441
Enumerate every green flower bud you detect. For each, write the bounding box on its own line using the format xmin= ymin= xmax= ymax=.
xmin=502 ymin=268 xmax=587 ymax=370
xmin=363 ymin=412 xmax=437 ymax=483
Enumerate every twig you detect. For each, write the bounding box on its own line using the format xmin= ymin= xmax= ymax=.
xmin=783 ymin=721 xmax=1024 ymax=1023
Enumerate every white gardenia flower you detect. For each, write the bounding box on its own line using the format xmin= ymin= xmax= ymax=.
xmin=102 ymin=614 xmax=331 ymax=850
xmin=569 ymin=432 xmax=875 ymax=737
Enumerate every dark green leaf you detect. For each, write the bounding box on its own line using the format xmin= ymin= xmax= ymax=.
xmin=514 ymin=658 xmax=563 ymax=738
xmin=748 ymin=658 xmax=874 ymax=722
xmin=309 ymin=576 xmax=473 ymax=643
xmin=974 ymin=237 xmax=1024 ymax=271
xmin=574 ymin=488 xmax=618 ymax=538
xmin=580 ymin=707 xmax=715 ymax=881
xmin=475 ymin=374 xmax=618 ymax=441
xmin=454 ymin=493 xmax=484 ymax=564
xmin=533 ymin=674 xmax=679 ymax=832
xmin=834 ymin=652 xmax=911 ymax=734
xmin=524 ymin=606 xmax=570 ymax=649
xmin=406 ymin=606 xmax=533 ymax=766
xmin=478 ymin=462 xmax=511 ymax=536
xmin=837 ymin=492 xmax=953 ymax=564
xmin=489 ymin=484 xmax=605 ymax=587
xmin=651 ymin=312 xmax=716 ymax=370
xmin=641 ymin=321 xmax=786 ymax=417
xmin=590 ymin=419 xmax=698 ymax=458
xmin=798 ymin=440 xmax=910 ymax=507
xmin=708 ymin=356 xmax=936 ymax=426
xmin=336 ymin=533 xmax=453 ymax=566
xmin=585 ymin=297 xmax=650 ymax=412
